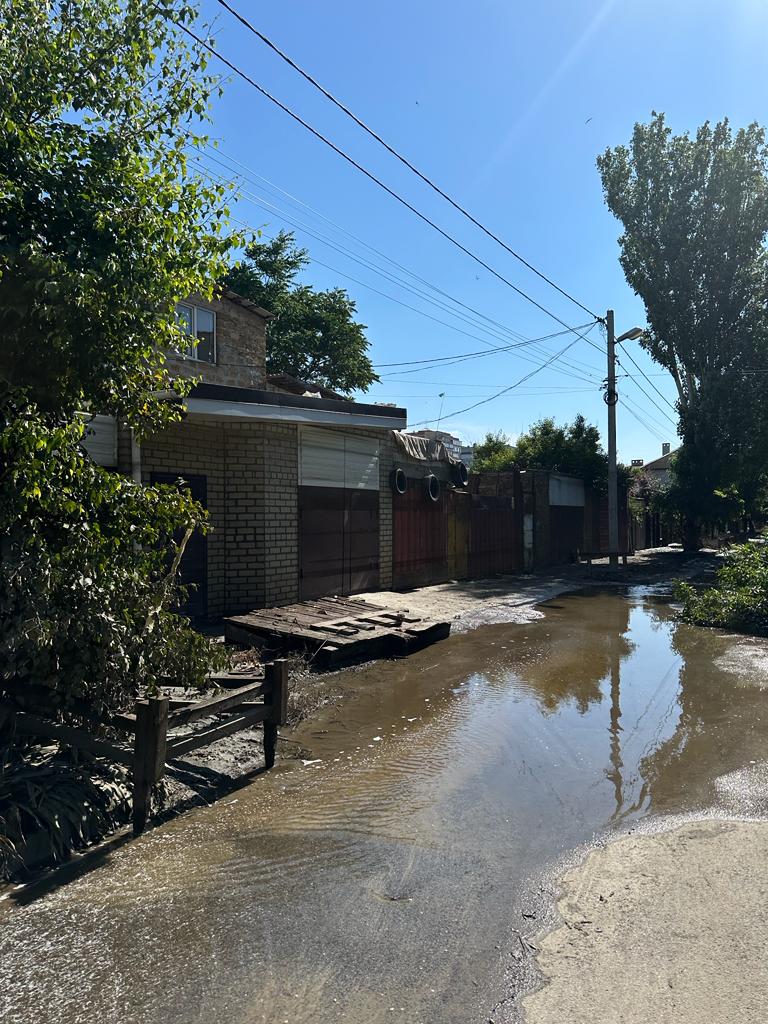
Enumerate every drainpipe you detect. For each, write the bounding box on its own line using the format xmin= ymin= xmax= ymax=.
xmin=130 ymin=428 xmax=141 ymax=484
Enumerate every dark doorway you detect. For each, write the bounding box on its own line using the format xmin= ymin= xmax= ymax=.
xmin=150 ymin=472 xmax=208 ymax=620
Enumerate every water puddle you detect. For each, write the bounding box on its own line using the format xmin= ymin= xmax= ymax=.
xmin=4 ymin=587 xmax=768 ymax=1024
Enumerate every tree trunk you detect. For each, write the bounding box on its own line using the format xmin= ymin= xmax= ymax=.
xmin=682 ymin=516 xmax=702 ymax=551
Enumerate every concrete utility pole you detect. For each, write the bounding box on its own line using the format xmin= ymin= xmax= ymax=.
xmin=606 ymin=309 xmax=619 ymax=567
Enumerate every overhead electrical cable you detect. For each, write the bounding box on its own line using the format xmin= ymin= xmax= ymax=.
xmin=407 ymin=324 xmax=600 ymax=427
xmin=620 ymin=402 xmax=668 ymax=443
xmin=616 ymin=342 xmax=678 ymax=412
xmin=191 ymin=146 xmax=605 ymax=380
xmin=373 ymin=324 xmax=595 ymax=368
xmin=615 ymin=355 xmax=678 ymax=428
xmin=200 ymin=141 xmax=604 ymax=377
xmin=214 ymin=0 xmax=599 ymax=320
xmin=223 ymin=209 xmax=602 ymax=388
xmin=177 ymin=23 xmax=605 ymax=355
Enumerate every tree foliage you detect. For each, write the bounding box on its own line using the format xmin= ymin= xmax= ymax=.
xmin=676 ymin=542 xmax=768 ymax=637
xmin=471 ymin=431 xmax=516 ymax=473
xmin=224 ymin=231 xmax=378 ymax=395
xmin=0 ymin=390 xmax=226 ymax=717
xmin=472 ymin=415 xmax=621 ymax=486
xmin=598 ymin=113 xmax=768 ymax=537
xmin=0 ymin=0 xmax=239 ymax=431
xmin=0 ymin=1 xmax=236 ymax=733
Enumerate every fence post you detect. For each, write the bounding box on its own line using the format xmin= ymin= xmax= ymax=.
xmin=263 ymin=660 xmax=288 ymax=770
xmin=132 ymin=695 xmax=169 ymax=836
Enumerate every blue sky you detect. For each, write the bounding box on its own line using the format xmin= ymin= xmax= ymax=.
xmin=195 ymin=0 xmax=768 ymax=462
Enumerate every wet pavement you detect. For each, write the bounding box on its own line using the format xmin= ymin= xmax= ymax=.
xmin=4 ymin=585 xmax=768 ymax=1024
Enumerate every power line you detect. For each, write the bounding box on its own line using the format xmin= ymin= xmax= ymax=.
xmin=224 ymin=210 xmax=603 ymax=390
xmin=617 ymin=342 xmax=678 ymax=412
xmin=615 ymin=355 xmax=678 ymax=428
xmin=214 ymin=0 xmax=599 ymax=321
xmin=228 ymin=210 xmax=600 ymax=385
xmin=407 ymin=325 xmax=598 ymax=428
xmin=199 ymin=141 xmax=602 ymax=380
xmin=620 ymin=401 xmax=668 ymax=443
xmin=374 ymin=324 xmax=595 ymax=368
xmin=383 ymin=379 xmax=603 ymax=389
xmin=193 ymin=152 xmax=603 ymax=382
xmin=178 ymin=23 xmax=605 ymax=354
xmin=199 ymin=144 xmax=532 ymax=348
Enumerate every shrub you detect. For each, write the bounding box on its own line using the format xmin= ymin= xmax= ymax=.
xmin=675 ymin=541 xmax=768 ymax=636
xmin=0 ymin=390 xmax=227 ymax=719
xmin=0 ymin=747 xmax=132 ymax=877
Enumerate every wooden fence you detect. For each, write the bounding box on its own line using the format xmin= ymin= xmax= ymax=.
xmin=2 ymin=661 xmax=288 ymax=835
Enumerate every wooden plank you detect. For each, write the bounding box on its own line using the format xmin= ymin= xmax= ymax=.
xmin=167 ymin=681 xmax=266 ymax=727
xmin=228 ymin=611 xmax=320 ymax=635
xmin=166 ymin=706 xmax=270 ymax=758
xmin=132 ymin=697 xmax=168 ymax=836
xmin=366 ymin=611 xmax=420 ymax=623
xmin=265 ymin=660 xmax=289 ymax=726
xmin=111 ymin=712 xmax=137 ymax=734
xmin=207 ymin=671 xmax=264 ymax=688
xmin=225 ymin=618 xmax=306 ymax=644
xmin=14 ymin=713 xmax=135 ymax=767
xmin=263 ymin=660 xmax=289 ymax=769
xmin=304 ymin=622 xmax=360 ymax=637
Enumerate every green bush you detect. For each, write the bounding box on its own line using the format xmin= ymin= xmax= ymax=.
xmin=0 ymin=747 xmax=132 ymax=877
xmin=675 ymin=541 xmax=768 ymax=635
xmin=0 ymin=390 xmax=227 ymax=719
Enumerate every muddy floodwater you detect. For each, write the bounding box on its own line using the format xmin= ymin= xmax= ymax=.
xmin=4 ymin=587 xmax=768 ymax=1024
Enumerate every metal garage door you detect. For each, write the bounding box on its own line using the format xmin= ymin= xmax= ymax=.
xmin=298 ymin=428 xmax=380 ymax=600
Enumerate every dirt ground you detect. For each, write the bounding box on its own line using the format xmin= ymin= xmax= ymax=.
xmin=523 ymin=819 xmax=768 ymax=1024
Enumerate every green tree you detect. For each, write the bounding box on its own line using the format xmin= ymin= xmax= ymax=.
xmin=597 ymin=113 xmax=768 ymax=544
xmin=0 ymin=390 xmax=225 ymax=718
xmin=0 ymin=1 xmax=235 ymax=721
xmin=513 ymin=415 xmax=611 ymax=485
xmin=0 ymin=0 xmax=238 ymax=431
xmin=471 ymin=416 xmax=626 ymax=487
xmin=224 ymin=231 xmax=378 ymax=395
xmin=471 ymin=431 xmax=516 ymax=472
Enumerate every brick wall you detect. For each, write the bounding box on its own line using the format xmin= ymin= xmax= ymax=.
xmin=168 ymin=292 xmax=267 ymax=389
xmin=139 ymin=418 xmax=397 ymax=617
xmin=140 ymin=419 xmax=300 ymax=617
xmin=252 ymin=422 xmax=299 ymax=607
xmin=140 ymin=420 xmax=229 ymax=616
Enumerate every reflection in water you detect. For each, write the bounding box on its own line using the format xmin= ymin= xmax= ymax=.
xmin=3 ymin=588 xmax=768 ymax=1024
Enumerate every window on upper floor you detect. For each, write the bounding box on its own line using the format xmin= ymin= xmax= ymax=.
xmin=175 ymin=303 xmax=216 ymax=364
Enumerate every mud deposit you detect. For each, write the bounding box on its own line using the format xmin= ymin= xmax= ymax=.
xmin=4 ymin=586 xmax=768 ymax=1024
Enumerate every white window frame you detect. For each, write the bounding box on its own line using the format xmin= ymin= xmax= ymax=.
xmin=176 ymin=302 xmax=217 ymax=365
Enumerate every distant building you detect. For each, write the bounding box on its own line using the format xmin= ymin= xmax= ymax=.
xmin=411 ymin=429 xmax=463 ymax=460
xmin=643 ymin=442 xmax=677 ymax=486
xmin=459 ymin=444 xmax=474 ymax=469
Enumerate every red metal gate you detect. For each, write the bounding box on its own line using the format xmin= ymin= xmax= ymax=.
xmin=393 ymin=484 xmax=448 ymax=588
xmin=469 ymin=493 xmax=521 ymax=577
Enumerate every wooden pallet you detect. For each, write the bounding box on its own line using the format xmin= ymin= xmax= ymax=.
xmin=224 ymin=596 xmax=451 ymax=668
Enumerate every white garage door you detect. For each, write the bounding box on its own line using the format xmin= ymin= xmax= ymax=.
xmin=299 ymin=427 xmax=380 ymax=490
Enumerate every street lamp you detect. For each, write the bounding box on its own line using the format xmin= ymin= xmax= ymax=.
xmin=605 ymin=312 xmax=645 ymax=566
xmin=617 ymin=327 xmax=644 ymax=343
